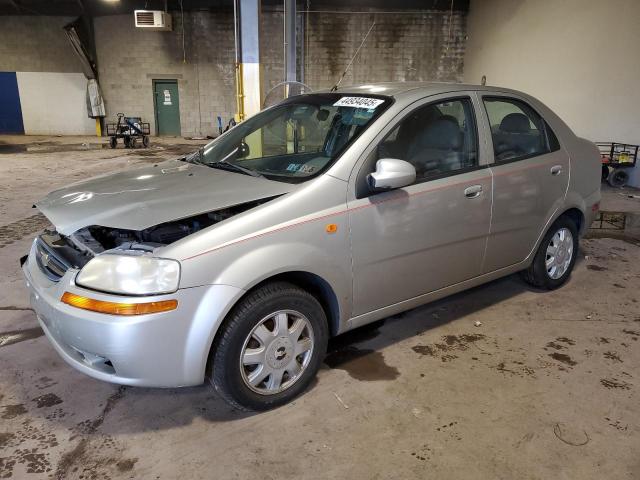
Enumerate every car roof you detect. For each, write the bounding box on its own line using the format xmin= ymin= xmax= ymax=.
xmin=316 ymin=81 xmax=523 ymax=99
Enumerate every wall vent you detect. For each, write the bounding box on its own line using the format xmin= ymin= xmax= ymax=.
xmin=134 ymin=10 xmax=172 ymax=31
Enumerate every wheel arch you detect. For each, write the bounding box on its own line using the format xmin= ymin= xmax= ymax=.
xmin=525 ymin=204 xmax=587 ymax=267
xmin=205 ymin=270 xmax=341 ymax=379
xmin=561 ymin=207 xmax=585 ymax=235
xmin=245 ymin=271 xmax=341 ymax=337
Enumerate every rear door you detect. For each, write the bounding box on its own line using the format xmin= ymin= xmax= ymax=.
xmin=348 ymin=94 xmax=493 ymax=316
xmin=479 ymin=94 xmax=569 ymax=272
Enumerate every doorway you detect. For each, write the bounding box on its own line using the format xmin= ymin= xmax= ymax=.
xmin=153 ymin=79 xmax=181 ymax=136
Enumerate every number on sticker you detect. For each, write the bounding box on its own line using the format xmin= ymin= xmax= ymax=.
xmin=333 ymin=97 xmax=385 ymax=109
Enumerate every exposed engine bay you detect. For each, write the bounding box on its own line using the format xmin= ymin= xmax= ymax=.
xmin=39 ymin=198 xmax=274 ymax=271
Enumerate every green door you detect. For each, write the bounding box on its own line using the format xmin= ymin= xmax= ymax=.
xmin=154 ymin=80 xmax=181 ymax=136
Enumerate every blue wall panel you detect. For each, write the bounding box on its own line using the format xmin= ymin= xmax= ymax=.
xmin=0 ymin=72 xmax=24 ymax=134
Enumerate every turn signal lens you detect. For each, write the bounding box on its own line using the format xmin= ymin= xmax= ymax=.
xmin=61 ymin=292 xmax=178 ymax=316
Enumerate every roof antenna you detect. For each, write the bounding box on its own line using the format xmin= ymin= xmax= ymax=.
xmin=330 ymin=21 xmax=376 ymax=92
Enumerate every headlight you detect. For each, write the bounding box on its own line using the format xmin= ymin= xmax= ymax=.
xmin=76 ymin=254 xmax=181 ymax=295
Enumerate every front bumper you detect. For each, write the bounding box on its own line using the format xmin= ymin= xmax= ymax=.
xmin=23 ymin=240 xmax=244 ymax=387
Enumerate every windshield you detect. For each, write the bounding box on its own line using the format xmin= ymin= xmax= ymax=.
xmin=191 ymin=93 xmax=391 ymax=183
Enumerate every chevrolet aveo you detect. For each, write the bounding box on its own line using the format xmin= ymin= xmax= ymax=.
xmin=23 ymin=83 xmax=601 ymax=410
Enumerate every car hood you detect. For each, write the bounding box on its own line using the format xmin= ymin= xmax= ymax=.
xmin=36 ymin=160 xmax=295 ymax=235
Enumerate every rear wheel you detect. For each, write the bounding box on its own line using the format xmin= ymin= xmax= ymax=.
xmin=142 ymin=135 xmax=150 ymax=148
xmin=521 ymin=216 xmax=578 ymax=290
xmin=210 ymin=282 xmax=328 ymax=411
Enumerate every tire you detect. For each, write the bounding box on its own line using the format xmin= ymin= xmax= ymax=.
xmin=123 ymin=137 xmax=131 ymax=148
xmin=130 ymin=137 xmax=137 ymax=149
xmin=210 ymin=282 xmax=328 ymax=411
xmin=109 ymin=136 xmax=117 ymax=149
xmin=607 ymin=168 xmax=628 ymax=187
xmin=521 ymin=216 xmax=578 ymax=290
xmin=601 ymin=165 xmax=609 ymax=181
xmin=142 ymin=135 xmax=149 ymax=148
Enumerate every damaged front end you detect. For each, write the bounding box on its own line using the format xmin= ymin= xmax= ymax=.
xmin=33 ymin=198 xmax=273 ymax=282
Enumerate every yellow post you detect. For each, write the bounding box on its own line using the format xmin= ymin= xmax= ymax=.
xmin=95 ymin=118 xmax=102 ymax=137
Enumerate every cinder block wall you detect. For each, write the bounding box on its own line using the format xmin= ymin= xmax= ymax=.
xmin=94 ymin=11 xmax=238 ymax=138
xmin=304 ymin=9 xmax=466 ymax=89
xmin=1 ymin=7 xmax=467 ymax=137
xmin=95 ymin=7 xmax=467 ymax=138
xmin=0 ymin=16 xmax=84 ymax=73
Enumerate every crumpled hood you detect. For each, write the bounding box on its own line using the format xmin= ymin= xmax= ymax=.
xmin=36 ymin=160 xmax=295 ymax=235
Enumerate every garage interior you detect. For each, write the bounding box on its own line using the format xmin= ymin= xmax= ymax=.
xmin=1 ymin=0 xmax=639 ymax=478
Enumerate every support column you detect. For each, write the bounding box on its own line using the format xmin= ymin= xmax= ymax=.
xmin=235 ymin=0 xmax=262 ymax=120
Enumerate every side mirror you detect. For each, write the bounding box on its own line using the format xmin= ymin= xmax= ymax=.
xmin=237 ymin=141 xmax=250 ymax=158
xmin=367 ymin=158 xmax=416 ymax=191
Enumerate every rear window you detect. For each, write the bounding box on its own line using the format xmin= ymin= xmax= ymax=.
xmin=483 ymin=97 xmax=556 ymax=162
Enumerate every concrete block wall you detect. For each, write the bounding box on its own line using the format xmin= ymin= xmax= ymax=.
xmin=304 ymin=9 xmax=467 ymax=90
xmin=1 ymin=8 xmax=467 ymax=137
xmin=261 ymin=8 xmax=466 ymax=102
xmin=0 ymin=16 xmax=84 ymax=73
xmin=94 ymin=11 xmax=238 ymax=138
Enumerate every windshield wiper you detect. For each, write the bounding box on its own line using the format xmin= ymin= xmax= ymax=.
xmin=183 ymin=148 xmax=203 ymax=164
xmin=208 ymin=161 xmax=263 ymax=178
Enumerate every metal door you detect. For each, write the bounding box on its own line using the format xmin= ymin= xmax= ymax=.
xmin=153 ymin=80 xmax=181 ymax=136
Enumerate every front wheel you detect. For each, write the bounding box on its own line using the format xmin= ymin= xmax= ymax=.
xmin=210 ymin=282 xmax=328 ymax=411
xmin=521 ymin=216 xmax=578 ymax=290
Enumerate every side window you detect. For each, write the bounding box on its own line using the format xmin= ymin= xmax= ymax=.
xmin=376 ymin=98 xmax=478 ymax=183
xmin=483 ymin=97 xmax=553 ymax=162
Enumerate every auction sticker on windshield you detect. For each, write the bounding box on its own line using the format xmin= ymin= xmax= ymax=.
xmin=333 ymin=97 xmax=385 ymax=109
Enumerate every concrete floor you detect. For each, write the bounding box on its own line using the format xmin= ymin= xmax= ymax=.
xmin=1 ymin=135 xmax=639 ymax=479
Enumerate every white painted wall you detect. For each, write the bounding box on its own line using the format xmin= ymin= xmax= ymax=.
xmin=16 ymin=72 xmax=94 ymax=135
xmin=464 ymin=0 xmax=640 ymax=146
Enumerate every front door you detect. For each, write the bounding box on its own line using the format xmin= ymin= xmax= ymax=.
xmin=349 ymin=96 xmax=493 ymax=316
xmin=153 ymin=80 xmax=181 ymax=136
xmin=479 ymin=95 xmax=570 ymax=272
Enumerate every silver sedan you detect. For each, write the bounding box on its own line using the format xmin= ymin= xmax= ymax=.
xmin=23 ymin=83 xmax=601 ymax=410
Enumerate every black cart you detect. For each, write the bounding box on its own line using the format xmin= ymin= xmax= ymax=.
xmin=596 ymin=142 xmax=638 ymax=187
xmin=106 ymin=113 xmax=151 ymax=149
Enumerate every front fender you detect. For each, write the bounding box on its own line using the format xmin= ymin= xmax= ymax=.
xmin=178 ymin=211 xmax=353 ymax=329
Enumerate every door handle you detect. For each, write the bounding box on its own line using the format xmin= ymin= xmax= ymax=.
xmin=550 ymin=165 xmax=563 ymax=175
xmin=464 ymin=184 xmax=483 ymax=198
